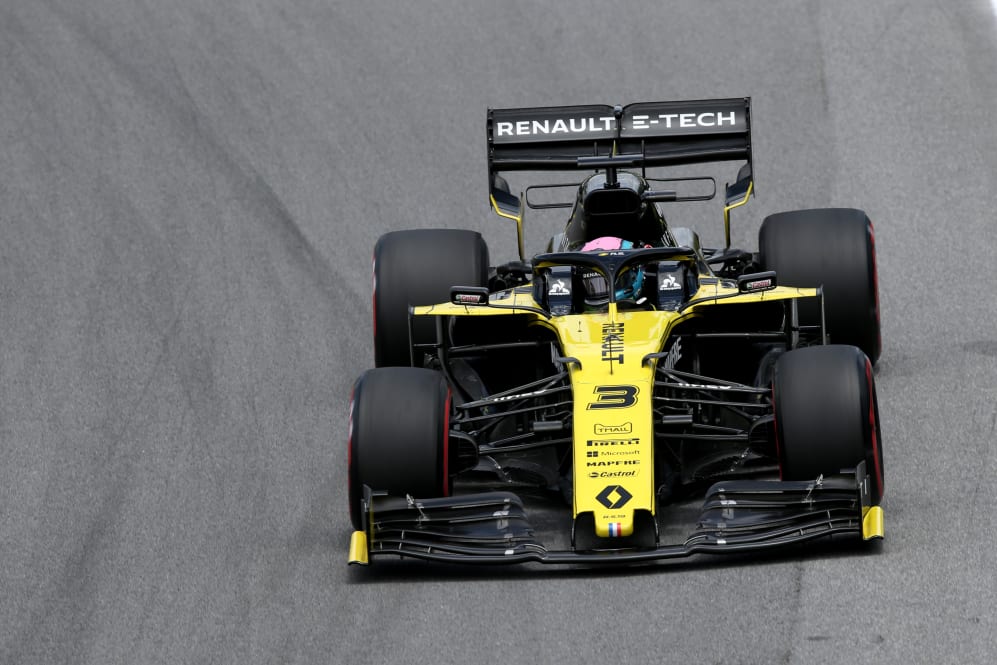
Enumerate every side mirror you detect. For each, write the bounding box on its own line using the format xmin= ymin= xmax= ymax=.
xmin=737 ymin=271 xmax=777 ymax=293
xmin=450 ymin=286 xmax=490 ymax=306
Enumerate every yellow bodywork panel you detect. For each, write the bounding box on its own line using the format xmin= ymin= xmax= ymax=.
xmin=413 ymin=280 xmax=819 ymax=540
xmin=862 ymin=505 xmax=884 ymax=540
xmin=415 ymin=281 xmax=818 ymax=317
xmin=348 ymin=530 xmax=369 ymax=565
xmin=414 ymin=285 xmax=542 ymax=316
xmin=552 ymin=303 xmax=674 ymax=537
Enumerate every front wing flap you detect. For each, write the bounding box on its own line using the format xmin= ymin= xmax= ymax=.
xmin=348 ymin=466 xmax=883 ymax=566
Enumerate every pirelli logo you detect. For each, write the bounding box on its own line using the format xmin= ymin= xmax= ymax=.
xmin=586 ymin=438 xmax=639 ymax=447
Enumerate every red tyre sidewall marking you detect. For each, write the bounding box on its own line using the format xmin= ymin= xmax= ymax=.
xmin=371 ymin=253 xmax=377 ymax=339
xmin=864 ymin=357 xmax=884 ymax=500
xmin=347 ymin=386 xmax=357 ymax=517
xmin=869 ymin=222 xmax=882 ymax=353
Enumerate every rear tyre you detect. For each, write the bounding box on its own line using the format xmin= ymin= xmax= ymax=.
xmin=348 ymin=367 xmax=451 ymax=530
xmin=373 ymin=229 xmax=489 ymax=367
xmin=773 ymin=345 xmax=884 ymax=504
xmin=759 ymin=208 xmax=881 ymax=364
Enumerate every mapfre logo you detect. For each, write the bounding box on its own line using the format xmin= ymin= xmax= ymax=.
xmin=594 ymin=422 xmax=632 ymax=435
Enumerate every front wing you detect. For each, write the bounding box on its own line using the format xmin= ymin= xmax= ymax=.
xmin=348 ymin=464 xmax=883 ymax=566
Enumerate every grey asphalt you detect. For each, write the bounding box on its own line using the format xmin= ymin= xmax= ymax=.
xmin=2 ymin=1 xmax=996 ymax=663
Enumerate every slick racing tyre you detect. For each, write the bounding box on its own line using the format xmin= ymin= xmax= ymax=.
xmin=772 ymin=345 xmax=884 ymax=504
xmin=759 ymin=208 xmax=881 ymax=364
xmin=373 ymin=229 xmax=489 ymax=367
xmin=347 ymin=367 xmax=452 ymax=530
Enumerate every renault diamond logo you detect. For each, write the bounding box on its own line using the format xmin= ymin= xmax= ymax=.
xmin=596 ymin=485 xmax=633 ymax=509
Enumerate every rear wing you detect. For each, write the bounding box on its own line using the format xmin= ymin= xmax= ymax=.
xmin=487 ymin=98 xmax=751 ymax=173
xmin=486 ymin=98 xmax=754 ymax=256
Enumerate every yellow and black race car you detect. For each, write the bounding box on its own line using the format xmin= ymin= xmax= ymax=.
xmin=347 ymin=98 xmax=884 ymax=566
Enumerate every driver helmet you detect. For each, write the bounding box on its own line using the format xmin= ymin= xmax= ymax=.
xmin=580 ymin=236 xmax=645 ymax=306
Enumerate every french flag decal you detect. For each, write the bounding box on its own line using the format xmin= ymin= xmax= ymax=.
xmin=608 ymin=522 xmax=623 ymax=537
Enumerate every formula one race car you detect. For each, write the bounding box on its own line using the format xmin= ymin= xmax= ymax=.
xmin=347 ymin=98 xmax=884 ymax=566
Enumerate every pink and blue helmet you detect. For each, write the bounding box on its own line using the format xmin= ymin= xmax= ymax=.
xmin=579 ymin=236 xmax=645 ymax=306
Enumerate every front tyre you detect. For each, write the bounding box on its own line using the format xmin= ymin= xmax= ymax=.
xmin=773 ymin=345 xmax=884 ymax=504
xmin=759 ymin=208 xmax=881 ymax=364
xmin=373 ymin=229 xmax=489 ymax=367
xmin=347 ymin=367 xmax=452 ymax=530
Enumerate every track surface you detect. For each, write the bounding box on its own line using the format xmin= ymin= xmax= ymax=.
xmin=3 ymin=1 xmax=996 ymax=663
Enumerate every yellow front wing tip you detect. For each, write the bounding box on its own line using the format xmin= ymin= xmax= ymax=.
xmin=348 ymin=531 xmax=369 ymax=565
xmin=862 ymin=506 xmax=884 ymax=540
